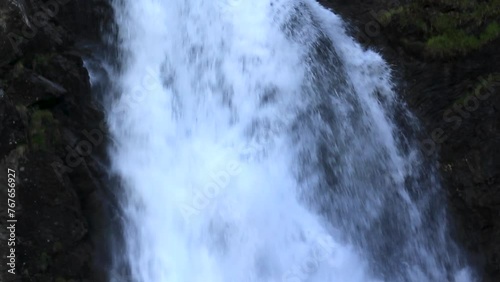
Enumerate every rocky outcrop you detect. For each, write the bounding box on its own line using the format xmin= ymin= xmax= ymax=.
xmin=319 ymin=0 xmax=500 ymax=281
xmin=0 ymin=0 xmax=112 ymax=281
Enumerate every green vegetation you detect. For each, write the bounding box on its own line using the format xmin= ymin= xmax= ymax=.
xmin=12 ymin=61 xmax=24 ymax=78
xmin=9 ymin=53 xmax=55 ymax=75
xmin=382 ymin=0 xmax=500 ymax=58
xmin=38 ymin=252 xmax=50 ymax=272
xmin=29 ymin=110 xmax=60 ymax=151
xmin=32 ymin=53 xmax=55 ymax=71
xmin=426 ymin=21 xmax=500 ymax=56
xmin=52 ymin=241 xmax=64 ymax=253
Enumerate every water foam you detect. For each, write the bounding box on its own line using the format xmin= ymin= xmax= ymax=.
xmin=103 ymin=1 xmax=474 ymax=281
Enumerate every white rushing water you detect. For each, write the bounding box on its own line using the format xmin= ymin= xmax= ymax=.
xmin=103 ymin=0 xmax=475 ymax=281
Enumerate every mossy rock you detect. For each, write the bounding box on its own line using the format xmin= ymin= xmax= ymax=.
xmin=383 ymin=0 xmax=500 ymax=58
xmin=32 ymin=53 xmax=56 ymax=72
xmin=12 ymin=61 xmax=25 ymax=78
xmin=426 ymin=21 xmax=500 ymax=57
xmin=52 ymin=241 xmax=64 ymax=253
xmin=38 ymin=252 xmax=51 ymax=272
xmin=29 ymin=110 xmax=61 ymax=151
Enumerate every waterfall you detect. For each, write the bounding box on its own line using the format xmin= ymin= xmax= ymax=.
xmin=100 ymin=0 xmax=475 ymax=281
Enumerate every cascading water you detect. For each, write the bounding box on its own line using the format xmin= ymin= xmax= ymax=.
xmin=100 ymin=0 xmax=476 ymax=281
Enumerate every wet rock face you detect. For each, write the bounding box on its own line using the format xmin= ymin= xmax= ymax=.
xmin=320 ymin=0 xmax=500 ymax=281
xmin=1 ymin=0 xmax=112 ymax=67
xmin=0 ymin=0 xmax=112 ymax=281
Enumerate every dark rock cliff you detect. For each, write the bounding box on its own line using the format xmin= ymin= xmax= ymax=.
xmin=319 ymin=0 xmax=500 ymax=281
xmin=0 ymin=0 xmax=112 ymax=281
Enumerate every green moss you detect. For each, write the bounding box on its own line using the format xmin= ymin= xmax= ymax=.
xmin=481 ymin=21 xmax=500 ymax=41
xmin=38 ymin=252 xmax=50 ymax=272
xmin=32 ymin=53 xmax=55 ymax=71
xmin=31 ymin=110 xmax=55 ymax=125
xmin=426 ymin=21 xmax=500 ymax=56
xmin=29 ymin=110 xmax=60 ymax=151
xmin=52 ymin=242 xmax=64 ymax=253
xmin=12 ymin=61 xmax=24 ymax=78
xmin=383 ymin=0 xmax=500 ymax=58
xmin=433 ymin=13 xmax=457 ymax=32
xmin=31 ymin=134 xmax=45 ymax=147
